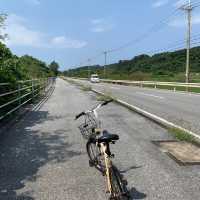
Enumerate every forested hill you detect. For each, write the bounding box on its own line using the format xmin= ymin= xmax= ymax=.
xmin=64 ymin=46 xmax=200 ymax=81
xmin=0 ymin=42 xmax=59 ymax=83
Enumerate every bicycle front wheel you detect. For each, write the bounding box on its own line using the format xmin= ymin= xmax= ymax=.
xmin=86 ymin=139 xmax=105 ymax=173
xmin=109 ymin=165 xmax=129 ymax=200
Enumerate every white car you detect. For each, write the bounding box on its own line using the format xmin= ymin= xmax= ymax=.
xmin=90 ymin=74 xmax=100 ymax=83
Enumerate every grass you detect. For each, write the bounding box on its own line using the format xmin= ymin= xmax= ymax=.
xmin=96 ymin=89 xmax=117 ymax=102
xmin=63 ymin=77 xmax=92 ymax=92
xmin=168 ymin=128 xmax=196 ymax=143
xmin=79 ymin=85 xmax=92 ymax=91
xmin=96 ymin=94 xmax=114 ymax=102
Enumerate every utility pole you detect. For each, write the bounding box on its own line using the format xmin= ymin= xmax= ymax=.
xmin=104 ymin=51 xmax=107 ymax=78
xmin=180 ymin=0 xmax=193 ymax=83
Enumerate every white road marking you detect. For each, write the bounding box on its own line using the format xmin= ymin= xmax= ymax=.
xmin=136 ymin=92 xmax=165 ymax=99
xmin=92 ymin=88 xmax=200 ymax=142
xmin=110 ymin=86 xmax=120 ymax=90
xmin=93 ymin=84 xmax=120 ymax=90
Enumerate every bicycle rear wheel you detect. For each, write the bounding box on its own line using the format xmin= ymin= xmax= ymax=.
xmin=109 ymin=165 xmax=129 ymax=200
xmin=86 ymin=139 xmax=105 ymax=173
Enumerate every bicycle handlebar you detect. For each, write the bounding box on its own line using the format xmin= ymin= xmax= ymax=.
xmin=75 ymin=112 xmax=85 ymax=120
xmin=75 ymin=99 xmax=113 ymax=120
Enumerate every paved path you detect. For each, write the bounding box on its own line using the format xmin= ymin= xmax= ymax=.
xmin=0 ymin=78 xmax=199 ymax=200
xmin=73 ymin=79 xmax=200 ymax=135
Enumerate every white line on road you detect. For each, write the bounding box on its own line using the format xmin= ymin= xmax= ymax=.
xmin=110 ymin=86 xmax=120 ymax=90
xmin=93 ymin=84 xmax=120 ymax=90
xmin=136 ymin=92 xmax=165 ymax=99
xmin=92 ymin=89 xmax=200 ymax=142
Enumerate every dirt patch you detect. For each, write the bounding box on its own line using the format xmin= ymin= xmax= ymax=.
xmin=153 ymin=140 xmax=200 ymax=165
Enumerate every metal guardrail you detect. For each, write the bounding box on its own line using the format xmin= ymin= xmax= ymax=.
xmin=68 ymin=76 xmax=200 ymax=93
xmin=100 ymin=79 xmax=200 ymax=92
xmin=0 ymin=77 xmax=56 ymax=121
xmin=100 ymin=79 xmax=200 ymax=87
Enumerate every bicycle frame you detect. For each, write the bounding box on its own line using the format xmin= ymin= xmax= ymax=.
xmin=99 ymin=142 xmax=113 ymax=195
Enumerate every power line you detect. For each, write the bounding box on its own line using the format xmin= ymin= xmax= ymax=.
xmin=145 ymin=34 xmax=200 ymax=54
xmin=107 ymin=9 xmax=181 ymax=53
xmin=71 ymin=1 xmax=200 ymax=71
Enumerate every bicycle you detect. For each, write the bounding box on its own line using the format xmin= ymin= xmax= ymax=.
xmin=75 ymin=100 xmax=130 ymax=200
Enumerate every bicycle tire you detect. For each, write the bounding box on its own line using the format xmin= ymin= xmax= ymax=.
xmin=86 ymin=139 xmax=105 ymax=173
xmin=109 ymin=165 xmax=130 ymax=200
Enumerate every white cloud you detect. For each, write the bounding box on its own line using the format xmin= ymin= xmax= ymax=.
xmin=169 ymin=13 xmax=200 ymax=27
xmin=152 ymin=0 xmax=169 ymax=8
xmin=4 ymin=14 xmax=87 ymax=49
xmin=4 ymin=14 xmax=45 ymax=47
xmin=51 ymin=36 xmax=87 ymax=49
xmin=90 ymin=18 xmax=114 ymax=33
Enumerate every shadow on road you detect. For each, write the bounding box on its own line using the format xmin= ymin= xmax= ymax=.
xmin=120 ymin=165 xmax=142 ymax=174
xmin=0 ymin=109 xmax=81 ymax=199
xmin=129 ymin=187 xmax=147 ymax=199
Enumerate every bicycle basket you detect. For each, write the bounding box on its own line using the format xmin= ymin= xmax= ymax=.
xmin=78 ymin=114 xmax=98 ymax=139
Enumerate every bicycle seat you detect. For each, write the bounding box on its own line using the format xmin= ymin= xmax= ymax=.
xmin=97 ymin=130 xmax=119 ymax=143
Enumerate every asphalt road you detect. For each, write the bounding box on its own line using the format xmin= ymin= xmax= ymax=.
xmin=0 ymin=78 xmax=199 ymax=200
xmin=73 ymin=79 xmax=200 ymax=135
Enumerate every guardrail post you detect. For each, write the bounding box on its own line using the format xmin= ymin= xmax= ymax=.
xmin=39 ymin=79 xmax=41 ymax=96
xmin=186 ymin=85 xmax=189 ymax=92
xmin=44 ymin=79 xmax=46 ymax=94
xmin=31 ymin=80 xmax=34 ymax=103
xmin=174 ymin=87 xmax=176 ymax=92
xmin=42 ymin=79 xmax=44 ymax=95
xmin=154 ymin=84 xmax=157 ymax=89
xmin=18 ymin=82 xmax=21 ymax=106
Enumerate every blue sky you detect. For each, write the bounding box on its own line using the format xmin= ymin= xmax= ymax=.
xmin=1 ymin=0 xmax=200 ymax=70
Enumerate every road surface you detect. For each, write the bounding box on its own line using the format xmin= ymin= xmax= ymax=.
xmin=73 ymin=79 xmax=200 ymax=135
xmin=0 ymin=78 xmax=199 ymax=200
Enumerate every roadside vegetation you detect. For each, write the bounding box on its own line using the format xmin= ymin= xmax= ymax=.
xmin=63 ymin=78 xmax=91 ymax=91
xmin=0 ymin=14 xmax=60 ymax=84
xmin=168 ymin=128 xmax=200 ymax=146
xmin=0 ymin=14 xmax=60 ymax=120
xmin=63 ymin=47 xmax=200 ymax=83
xmin=96 ymin=94 xmax=114 ymax=102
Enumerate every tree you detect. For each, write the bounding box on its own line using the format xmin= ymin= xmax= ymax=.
xmin=19 ymin=55 xmax=49 ymax=78
xmin=0 ymin=13 xmax=8 ymax=41
xmin=49 ymin=61 xmax=59 ymax=76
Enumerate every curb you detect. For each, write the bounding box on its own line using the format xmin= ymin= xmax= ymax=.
xmin=92 ymin=89 xmax=200 ymax=143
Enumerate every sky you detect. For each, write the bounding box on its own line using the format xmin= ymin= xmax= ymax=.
xmin=0 ymin=0 xmax=200 ymax=71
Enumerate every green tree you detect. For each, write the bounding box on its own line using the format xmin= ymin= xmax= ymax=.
xmin=49 ymin=61 xmax=59 ymax=76
xmin=0 ymin=13 xmax=8 ymax=41
xmin=19 ymin=55 xmax=49 ymax=79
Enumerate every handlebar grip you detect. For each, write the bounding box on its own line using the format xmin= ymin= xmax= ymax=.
xmin=75 ymin=112 xmax=85 ymax=120
xmin=102 ymin=99 xmax=113 ymax=106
